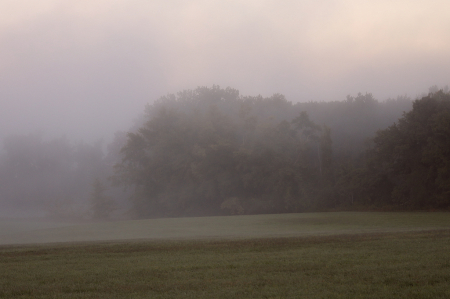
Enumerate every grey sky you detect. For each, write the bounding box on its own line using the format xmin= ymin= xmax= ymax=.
xmin=1 ymin=0 xmax=449 ymax=142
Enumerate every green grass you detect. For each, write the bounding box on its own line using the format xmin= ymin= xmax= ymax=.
xmin=0 ymin=212 xmax=449 ymax=298
xmin=1 ymin=212 xmax=449 ymax=245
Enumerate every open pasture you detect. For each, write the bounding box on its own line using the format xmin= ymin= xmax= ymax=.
xmin=1 ymin=212 xmax=449 ymax=245
xmin=1 ymin=212 xmax=449 ymax=298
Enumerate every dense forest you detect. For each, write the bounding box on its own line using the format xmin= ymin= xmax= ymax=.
xmin=1 ymin=86 xmax=449 ymax=219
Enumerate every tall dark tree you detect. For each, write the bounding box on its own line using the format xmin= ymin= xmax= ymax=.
xmin=368 ymin=90 xmax=450 ymax=208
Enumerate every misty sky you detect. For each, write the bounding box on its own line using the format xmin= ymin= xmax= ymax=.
xmin=1 ymin=0 xmax=449 ymax=143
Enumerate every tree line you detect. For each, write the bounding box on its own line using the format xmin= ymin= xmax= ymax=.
xmin=112 ymin=86 xmax=449 ymax=217
xmin=0 ymin=134 xmax=126 ymax=219
xmin=1 ymin=85 xmax=448 ymax=219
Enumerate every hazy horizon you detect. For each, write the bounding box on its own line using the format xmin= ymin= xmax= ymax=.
xmin=1 ymin=0 xmax=449 ymax=143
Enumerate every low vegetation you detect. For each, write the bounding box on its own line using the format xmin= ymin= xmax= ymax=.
xmin=1 ymin=212 xmax=449 ymax=245
xmin=1 ymin=212 xmax=449 ymax=298
xmin=1 ymin=230 xmax=449 ymax=298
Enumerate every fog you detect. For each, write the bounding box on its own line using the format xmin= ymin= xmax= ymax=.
xmin=1 ymin=1 xmax=450 ymax=222
xmin=1 ymin=0 xmax=449 ymax=143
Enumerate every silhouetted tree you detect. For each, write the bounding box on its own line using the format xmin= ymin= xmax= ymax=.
xmin=367 ymin=90 xmax=450 ymax=209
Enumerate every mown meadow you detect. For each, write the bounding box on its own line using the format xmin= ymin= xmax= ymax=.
xmin=1 ymin=212 xmax=449 ymax=298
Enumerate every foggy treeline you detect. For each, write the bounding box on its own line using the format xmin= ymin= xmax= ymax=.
xmin=1 ymin=85 xmax=449 ymax=219
xmin=0 ymin=135 xmax=123 ymax=219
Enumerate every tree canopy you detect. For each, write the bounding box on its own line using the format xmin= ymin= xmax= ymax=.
xmin=112 ymin=86 xmax=446 ymax=217
xmin=3 ymin=85 xmax=447 ymax=219
xmin=113 ymin=86 xmax=334 ymax=217
xmin=367 ymin=90 xmax=450 ymax=209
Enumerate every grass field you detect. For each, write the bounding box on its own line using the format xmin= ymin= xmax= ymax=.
xmin=1 ymin=212 xmax=449 ymax=298
xmin=1 ymin=212 xmax=449 ymax=245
